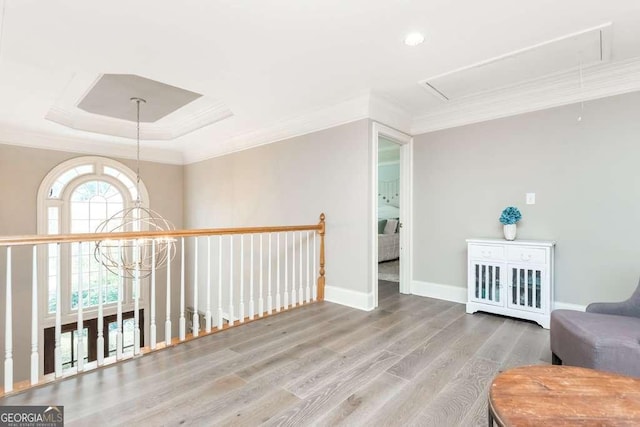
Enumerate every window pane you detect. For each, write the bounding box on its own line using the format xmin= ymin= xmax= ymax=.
xmin=48 ymin=243 xmax=58 ymax=314
xmin=104 ymin=167 xmax=136 ymax=199
xmin=123 ymin=318 xmax=135 ymax=350
xmin=71 ymin=202 xmax=90 ymax=220
xmin=70 ymin=180 xmax=124 ymax=310
xmin=48 ymin=207 xmax=59 ymax=234
xmin=89 ymin=196 xmax=107 ymax=220
xmin=49 ymin=182 xmax=64 ymax=199
xmin=48 ymin=207 xmax=59 ymax=221
xmin=74 ymin=165 xmax=93 ymax=175
xmin=108 ymin=318 xmax=135 ymax=356
xmin=102 ymin=167 xmax=119 ymax=178
xmin=73 ymin=328 xmax=89 ymax=365
xmin=49 ymin=165 xmax=92 ymax=199
xmin=48 ymin=279 xmax=57 ymax=313
xmin=61 ymin=328 xmax=89 ymax=370
xmin=108 ymin=322 xmax=118 ymax=355
xmin=71 ymin=219 xmax=90 ymax=233
xmin=61 ymin=331 xmax=73 ymax=368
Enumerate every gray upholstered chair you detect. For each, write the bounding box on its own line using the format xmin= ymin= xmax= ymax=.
xmin=550 ymin=278 xmax=640 ymax=377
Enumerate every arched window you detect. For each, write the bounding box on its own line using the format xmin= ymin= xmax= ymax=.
xmin=37 ymin=157 xmax=149 ymax=320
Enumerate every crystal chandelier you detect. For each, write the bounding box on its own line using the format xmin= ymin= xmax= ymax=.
xmin=94 ymin=98 xmax=176 ymax=279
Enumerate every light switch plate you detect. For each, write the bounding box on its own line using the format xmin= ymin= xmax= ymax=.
xmin=526 ymin=193 xmax=536 ymax=205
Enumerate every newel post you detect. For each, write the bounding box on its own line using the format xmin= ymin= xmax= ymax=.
xmin=317 ymin=213 xmax=326 ymax=301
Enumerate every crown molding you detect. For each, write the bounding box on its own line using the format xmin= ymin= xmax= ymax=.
xmin=182 ymin=92 xmax=412 ymax=164
xmin=0 ymin=91 xmax=406 ymax=165
xmin=368 ymin=94 xmax=413 ymax=134
xmin=0 ymin=125 xmax=184 ymax=165
xmin=411 ymin=57 xmax=640 ymax=135
xmin=182 ymin=95 xmax=365 ymax=163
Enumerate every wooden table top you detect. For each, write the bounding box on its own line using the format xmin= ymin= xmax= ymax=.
xmin=489 ymin=365 xmax=640 ymax=426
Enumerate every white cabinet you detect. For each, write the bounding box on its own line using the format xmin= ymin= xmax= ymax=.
xmin=466 ymin=238 xmax=555 ymax=328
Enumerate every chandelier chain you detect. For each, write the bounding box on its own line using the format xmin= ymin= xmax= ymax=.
xmin=94 ymin=96 xmax=176 ymax=280
xmin=136 ymin=98 xmax=141 ymax=206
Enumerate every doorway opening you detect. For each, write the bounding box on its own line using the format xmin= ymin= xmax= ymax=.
xmin=377 ymin=137 xmax=401 ymax=299
xmin=371 ymin=123 xmax=413 ymax=308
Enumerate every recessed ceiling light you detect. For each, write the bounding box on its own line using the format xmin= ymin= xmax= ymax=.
xmin=404 ymin=32 xmax=425 ymax=46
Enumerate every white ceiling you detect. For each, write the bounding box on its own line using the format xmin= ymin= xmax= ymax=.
xmin=1 ymin=1 xmax=640 ymax=164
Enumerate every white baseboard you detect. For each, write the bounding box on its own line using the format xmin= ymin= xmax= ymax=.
xmin=324 ymin=285 xmax=374 ymax=311
xmin=553 ymin=301 xmax=586 ymax=311
xmin=411 ymin=280 xmax=467 ymax=304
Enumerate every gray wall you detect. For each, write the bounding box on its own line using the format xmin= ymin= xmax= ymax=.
xmin=0 ymin=143 xmax=184 ymax=383
xmin=413 ymin=91 xmax=640 ymax=305
xmin=184 ymin=119 xmax=371 ymax=303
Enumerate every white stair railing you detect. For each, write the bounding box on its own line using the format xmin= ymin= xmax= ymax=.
xmin=0 ymin=214 xmax=326 ymax=396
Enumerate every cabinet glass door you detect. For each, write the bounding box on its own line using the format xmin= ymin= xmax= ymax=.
xmin=507 ymin=265 xmax=544 ymax=312
xmin=469 ymin=262 xmax=503 ymax=306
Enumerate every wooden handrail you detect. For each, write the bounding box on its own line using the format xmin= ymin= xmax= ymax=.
xmin=0 ymin=223 xmax=321 ymax=247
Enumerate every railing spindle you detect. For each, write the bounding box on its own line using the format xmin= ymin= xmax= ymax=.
xmin=298 ymin=231 xmax=303 ymax=306
xmin=249 ymin=234 xmax=255 ymax=320
xmin=267 ymin=233 xmax=273 ymax=315
xmin=205 ymin=236 xmax=212 ymax=333
xmin=150 ymin=240 xmax=157 ymax=349
xmin=192 ymin=237 xmax=199 ymax=337
xmin=97 ymin=253 xmax=104 ymax=366
xmin=77 ymin=242 xmax=84 ymax=372
xmin=276 ymin=233 xmax=281 ymax=312
xmin=55 ymin=243 xmax=62 ymax=376
xmin=31 ymin=246 xmax=38 ymax=384
xmin=306 ymin=231 xmax=310 ymax=303
xmin=165 ymin=242 xmax=172 ymax=346
xmin=179 ymin=237 xmax=186 ymax=341
xmin=217 ymin=236 xmax=223 ymax=329
xmin=313 ymin=231 xmax=317 ymax=301
xmin=229 ymin=235 xmax=234 ymax=324
xmin=292 ymin=231 xmax=297 ymax=307
xmin=134 ymin=242 xmax=141 ymax=355
xmin=284 ymin=232 xmax=289 ymax=310
xmin=239 ymin=236 xmax=245 ymax=323
xmin=259 ymin=234 xmax=263 ymax=317
xmin=116 ymin=241 xmax=123 ymax=360
xmin=4 ymin=247 xmax=13 ymax=392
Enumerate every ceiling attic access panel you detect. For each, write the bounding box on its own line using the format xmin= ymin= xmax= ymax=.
xmin=419 ymin=23 xmax=612 ymax=101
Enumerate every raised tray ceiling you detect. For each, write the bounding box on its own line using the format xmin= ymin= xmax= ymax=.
xmin=77 ymin=74 xmax=202 ymax=123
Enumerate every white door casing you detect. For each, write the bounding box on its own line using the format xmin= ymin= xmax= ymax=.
xmin=370 ymin=122 xmax=413 ymax=308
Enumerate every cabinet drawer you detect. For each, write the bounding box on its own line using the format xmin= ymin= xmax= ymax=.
xmin=507 ymin=247 xmax=546 ymax=264
xmin=469 ymin=245 xmax=504 ymax=260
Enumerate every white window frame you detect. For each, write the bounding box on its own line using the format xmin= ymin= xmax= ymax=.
xmin=37 ymin=156 xmax=150 ymax=328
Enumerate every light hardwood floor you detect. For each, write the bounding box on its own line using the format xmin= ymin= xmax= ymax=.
xmin=1 ymin=280 xmax=551 ymax=426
